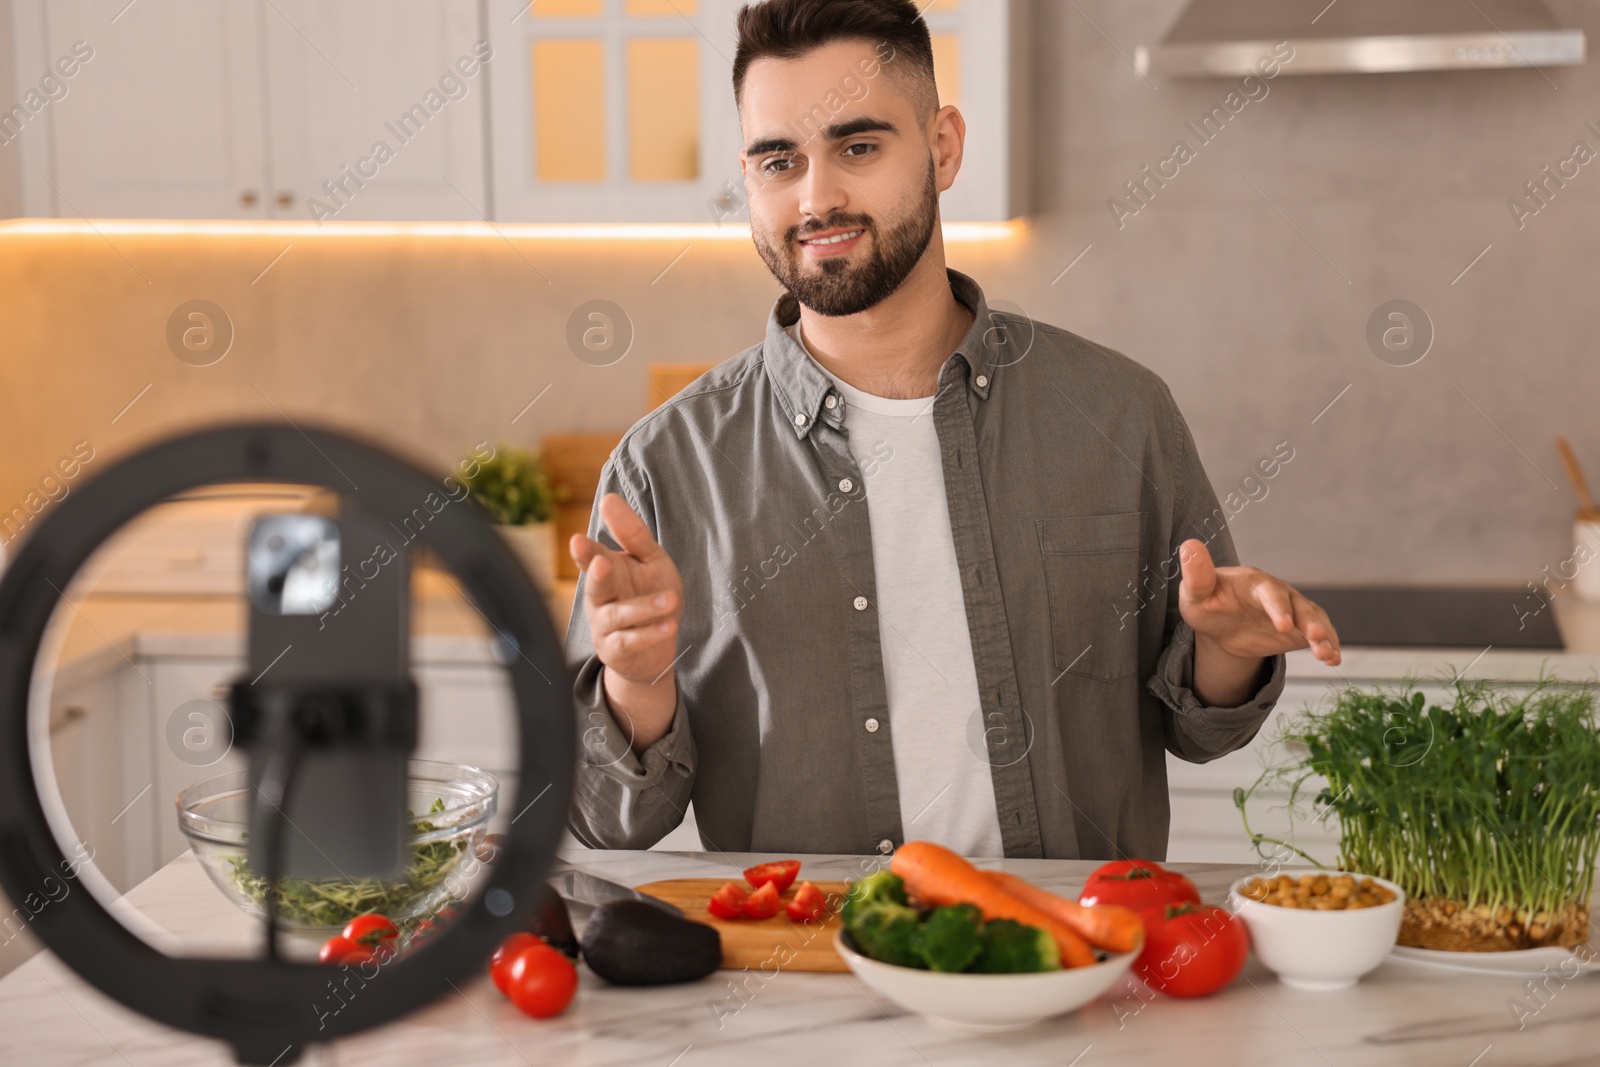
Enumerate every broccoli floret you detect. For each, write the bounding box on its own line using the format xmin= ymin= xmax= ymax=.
xmin=850 ymin=903 xmax=926 ymax=969
xmin=914 ymin=903 xmax=985 ymax=972
xmin=972 ymin=918 xmax=1062 ymax=973
xmin=840 ymin=870 xmax=909 ymax=929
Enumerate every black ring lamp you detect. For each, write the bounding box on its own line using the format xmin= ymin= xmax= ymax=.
xmin=0 ymin=424 xmax=574 ymax=1065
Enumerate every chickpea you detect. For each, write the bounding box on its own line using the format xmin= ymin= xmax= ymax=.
xmin=1239 ymin=873 xmax=1396 ymax=910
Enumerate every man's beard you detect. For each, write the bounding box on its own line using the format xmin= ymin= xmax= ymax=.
xmin=753 ymin=164 xmax=939 ymax=318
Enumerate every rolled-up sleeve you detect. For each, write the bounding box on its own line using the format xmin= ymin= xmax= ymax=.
xmin=563 ymin=450 xmax=697 ymax=849
xmin=1147 ymin=384 xmax=1287 ymax=763
xmin=1149 ymin=620 xmax=1286 ymax=762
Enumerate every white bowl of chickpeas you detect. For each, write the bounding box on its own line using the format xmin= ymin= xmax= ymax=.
xmin=1227 ymin=870 xmax=1404 ymax=991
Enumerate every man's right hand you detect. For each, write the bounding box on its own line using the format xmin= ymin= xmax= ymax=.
xmin=570 ymin=493 xmax=684 ymax=752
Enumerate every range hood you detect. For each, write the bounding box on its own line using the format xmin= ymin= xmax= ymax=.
xmin=1137 ymin=0 xmax=1586 ymax=77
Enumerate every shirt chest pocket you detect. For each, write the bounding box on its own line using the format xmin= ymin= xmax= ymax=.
xmin=1036 ymin=512 xmax=1146 ymax=683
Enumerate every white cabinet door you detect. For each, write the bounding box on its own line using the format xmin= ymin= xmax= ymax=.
xmin=485 ymin=0 xmax=1022 ymax=224
xmin=44 ymin=653 xmax=161 ymax=893
xmin=414 ymin=660 xmax=518 ymax=773
xmin=38 ymin=0 xmax=269 ymax=218
xmin=1165 ymin=680 xmax=1343 ymax=864
xmin=148 ymin=658 xmax=248 ymax=881
xmin=262 ymin=0 xmax=489 ymax=222
xmin=486 ymin=0 xmax=742 ymax=223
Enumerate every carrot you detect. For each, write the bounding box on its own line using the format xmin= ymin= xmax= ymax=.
xmin=889 ymin=841 xmax=1097 ymax=968
xmin=985 ymin=870 xmax=1144 ymax=954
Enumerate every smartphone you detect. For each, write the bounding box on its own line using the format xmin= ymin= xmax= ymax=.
xmin=239 ymin=504 xmax=413 ymax=881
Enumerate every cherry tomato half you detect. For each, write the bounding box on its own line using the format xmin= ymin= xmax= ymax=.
xmin=707 ymin=881 xmax=750 ymax=920
xmin=504 ymin=941 xmax=579 ymax=1019
xmin=742 ymin=880 xmax=781 ymax=920
xmin=785 ymin=881 xmax=828 ymax=923
xmin=743 ymin=860 xmax=801 ymax=894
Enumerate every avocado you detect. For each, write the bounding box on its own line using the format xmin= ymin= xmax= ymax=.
xmin=579 ymin=900 xmax=722 ymax=986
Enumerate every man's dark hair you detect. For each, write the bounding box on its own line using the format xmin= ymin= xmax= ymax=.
xmin=732 ymin=0 xmax=939 ymax=117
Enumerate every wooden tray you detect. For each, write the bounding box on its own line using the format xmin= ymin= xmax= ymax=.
xmin=635 ymin=878 xmax=851 ymax=973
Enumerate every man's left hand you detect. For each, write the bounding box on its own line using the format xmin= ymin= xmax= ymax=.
xmin=1177 ymin=538 xmax=1341 ymax=667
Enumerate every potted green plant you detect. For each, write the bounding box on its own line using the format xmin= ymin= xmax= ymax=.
xmin=1235 ymin=676 xmax=1600 ymax=952
xmin=459 ymin=444 xmax=560 ymax=592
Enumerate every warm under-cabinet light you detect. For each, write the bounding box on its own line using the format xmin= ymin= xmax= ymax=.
xmin=0 ymin=219 xmax=1024 ymax=241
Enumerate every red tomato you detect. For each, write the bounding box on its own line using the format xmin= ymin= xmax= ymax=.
xmin=1079 ymin=859 xmax=1201 ymax=913
xmin=785 ymin=881 xmax=828 ymax=923
xmin=342 ymin=913 xmax=400 ymax=946
xmin=742 ymin=880 xmax=781 ymax=920
xmin=743 ymin=860 xmax=801 ymax=894
xmin=318 ymin=935 xmax=376 ymax=966
xmin=504 ymin=941 xmax=579 ymax=1019
xmin=1135 ymin=901 xmax=1249 ymax=997
xmin=491 ymin=933 xmax=543 ymax=995
xmin=707 ymin=881 xmax=750 ymax=920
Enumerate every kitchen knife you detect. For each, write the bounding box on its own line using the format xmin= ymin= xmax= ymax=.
xmin=551 ymin=867 xmax=685 ymax=918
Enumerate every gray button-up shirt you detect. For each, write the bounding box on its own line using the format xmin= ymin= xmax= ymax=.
xmin=564 ymin=270 xmax=1286 ymax=860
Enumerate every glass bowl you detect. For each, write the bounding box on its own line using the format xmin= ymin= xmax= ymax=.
xmin=176 ymin=759 xmax=497 ymax=938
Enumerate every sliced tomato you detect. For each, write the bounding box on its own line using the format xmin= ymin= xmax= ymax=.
xmin=743 ymin=860 xmax=801 ymax=894
xmin=785 ymin=881 xmax=828 ymax=923
xmin=491 ymin=932 xmax=543 ymax=995
xmin=742 ymin=880 xmax=781 ymax=920
xmin=342 ymin=913 xmax=400 ymax=946
xmin=707 ymin=880 xmax=750 ymax=920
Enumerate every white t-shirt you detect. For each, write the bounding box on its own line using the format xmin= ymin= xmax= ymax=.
xmin=792 ymin=325 xmax=1005 ymax=857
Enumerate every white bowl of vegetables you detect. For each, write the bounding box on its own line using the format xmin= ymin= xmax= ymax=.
xmin=834 ymin=843 xmax=1143 ymax=1032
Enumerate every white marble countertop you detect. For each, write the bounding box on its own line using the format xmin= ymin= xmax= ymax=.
xmin=2 ymin=847 xmax=1597 ymax=1066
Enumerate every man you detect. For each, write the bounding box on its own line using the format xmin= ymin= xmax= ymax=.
xmin=564 ymin=0 xmax=1341 ymax=860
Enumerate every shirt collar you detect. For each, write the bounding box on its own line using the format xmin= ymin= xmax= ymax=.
xmin=762 ymin=268 xmax=1001 ymax=439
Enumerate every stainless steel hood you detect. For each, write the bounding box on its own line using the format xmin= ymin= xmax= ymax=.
xmin=1136 ymin=0 xmax=1586 ymax=77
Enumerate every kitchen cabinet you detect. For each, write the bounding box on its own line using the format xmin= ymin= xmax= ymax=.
xmin=43 ymin=631 xmax=528 ymax=894
xmin=485 ymin=0 xmax=1029 ymax=224
xmin=12 ymin=0 xmax=488 ymax=221
xmin=41 ymin=625 xmax=699 ymax=895
xmin=11 ymin=0 xmax=267 ymax=219
xmin=10 ymin=0 xmax=1027 ymax=223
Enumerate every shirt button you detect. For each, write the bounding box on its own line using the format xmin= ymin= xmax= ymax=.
xmin=865 ymin=718 xmax=879 ymax=733
xmin=794 ymin=412 xmax=809 ymax=427
xmin=853 ymin=595 xmax=868 ymax=611
xmin=878 ymin=839 xmax=894 ymax=854
xmin=824 ymin=394 xmax=838 ymax=410
xmin=976 ymin=374 xmax=989 ymax=388
xmin=838 ymin=477 xmax=854 ymax=493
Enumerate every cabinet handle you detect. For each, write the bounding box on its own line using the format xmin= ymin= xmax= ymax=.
xmin=276 ymin=191 xmax=294 ymax=209
xmin=49 ymin=705 xmax=86 ymax=734
xmin=240 ymin=190 xmax=259 ymax=208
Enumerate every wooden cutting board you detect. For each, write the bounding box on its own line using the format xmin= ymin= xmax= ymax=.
xmin=635 ymin=878 xmax=851 ymax=973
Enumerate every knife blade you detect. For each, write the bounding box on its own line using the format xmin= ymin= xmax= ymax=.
xmin=551 ymin=868 xmax=684 ymax=918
